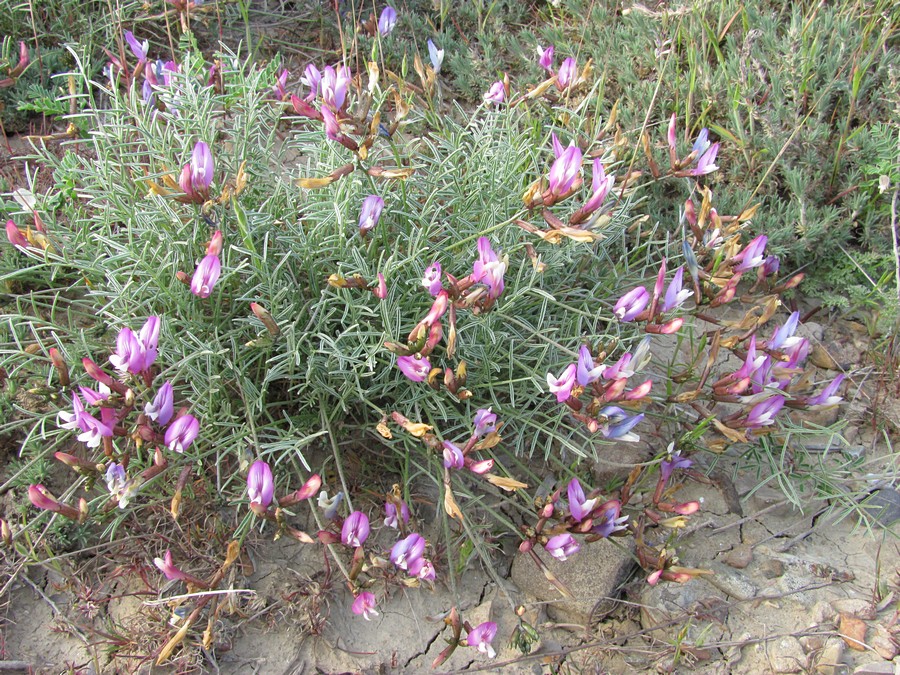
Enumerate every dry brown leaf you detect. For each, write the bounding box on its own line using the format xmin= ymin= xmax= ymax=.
xmin=485 ymin=474 xmax=528 ymax=491
xmin=840 ymin=613 xmax=868 ymax=651
xmin=443 ymin=484 xmax=463 ymax=520
xmin=712 ymin=419 xmax=748 ymax=444
xmin=295 ymin=176 xmax=335 ymax=189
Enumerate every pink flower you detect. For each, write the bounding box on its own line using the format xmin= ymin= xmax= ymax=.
xmin=581 ymin=159 xmax=615 ymax=214
xmin=467 ymin=621 xmax=498 ymax=659
xmin=191 ymin=254 xmax=221 ymax=298
xmin=547 ymin=363 xmax=577 ymax=402
xmin=109 ymin=327 xmax=144 ymax=374
xmin=472 ymin=238 xmax=506 ymax=299
xmin=556 ymin=57 xmax=577 ymax=91
xmin=341 ymin=511 xmax=370 ymax=547
xmin=384 ymin=499 xmax=410 ymax=529
xmin=247 ymin=460 xmax=274 ymax=510
xmin=77 ymin=412 xmax=114 ymax=448
xmin=473 ymin=408 xmax=497 ymax=437
xmin=408 ymin=557 xmax=436 ymax=581
xmin=124 ymin=30 xmax=148 ymax=63
xmin=614 ymin=286 xmax=649 ymax=322
xmin=164 ymin=414 xmax=199 ymax=453
xmin=732 ymin=235 xmax=768 ymax=272
xmin=537 ymin=45 xmax=554 ymax=72
xmin=484 ymin=80 xmax=506 ymax=104
xmin=442 ymin=441 xmax=464 ymax=469
xmin=545 ymin=533 xmax=580 ymax=561
xmin=5 ymin=220 xmax=29 ymax=248
xmin=145 ymin=381 xmax=174 ymax=426
xmin=358 ymin=195 xmax=384 ymax=234
xmin=689 ymin=142 xmax=719 ymax=176
xmin=547 ymin=144 xmax=583 ymax=198
xmin=422 ymin=262 xmax=443 ymax=296
xmin=301 ymin=63 xmax=321 ymax=101
xmin=352 ymin=591 xmax=378 ymax=620
xmin=154 ymin=550 xmax=193 ymax=583
xmin=397 ymin=355 xmax=431 ymax=382
xmin=390 ymin=532 xmax=425 ymax=570
xmin=179 ymin=141 xmax=214 ymax=200
xmin=320 ymin=64 xmax=350 ymax=111
xmin=567 ymin=478 xmax=597 ymax=522
xmin=374 ymin=272 xmax=387 ymax=300
xmin=667 ymin=113 xmax=677 ymax=153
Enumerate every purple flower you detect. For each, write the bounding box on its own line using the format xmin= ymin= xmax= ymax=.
xmin=77 ymin=412 xmax=114 ymax=449
xmin=661 ymin=267 xmax=693 ymax=313
xmin=145 ymin=381 xmax=174 ymax=426
xmin=603 ymin=352 xmax=634 ymax=380
xmin=58 ymin=394 xmax=88 ymax=432
xmin=806 ymin=374 xmax=845 ymax=408
xmin=582 ymin=159 xmax=615 ymax=214
xmin=600 ymin=407 xmax=644 ymax=442
xmin=745 ymin=395 xmax=785 ymax=429
xmin=732 ymin=235 xmax=768 ymax=273
xmin=164 ymin=414 xmax=199 ymax=453
xmin=473 ymin=408 xmax=497 ymax=438
xmin=545 ymin=533 xmax=580 ymax=561
xmin=614 ymin=286 xmax=649 ymax=322
xmin=247 ymin=460 xmax=274 ymax=510
xmin=397 ymin=355 xmax=431 ymax=382
xmin=547 ymin=144 xmax=583 ymax=197
xmin=384 ymin=499 xmax=410 ymax=529
xmin=378 ymin=6 xmax=398 ymax=36
xmin=592 ymin=502 xmax=628 ymax=538
xmin=761 ymin=255 xmax=780 ymax=278
xmin=301 ymin=63 xmax=322 ymax=101
xmin=768 ymin=311 xmax=801 ymax=350
xmin=390 ymin=532 xmax=425 ymax=570
xmin=484 ymin=80 xmax=506 ymax=104
xmin=358 ymin=195 xmax=384 ymax=234
xmin=191 ymin=254 xmax=221 ymax=298
xmin=692 ymin=128 xmax=710 ymax=155
xmin=153 ymin=550 xmax=196 ymax=583
xmin=576 ymin=345 xmax=605 ymax=386
xmin=109 ymin=327 xmax=144 ymax=374
xmin=137 ymin=316 xmax=160 ymax=372
xmin=667 ymin=114 xmax=677 ymax=152
xmin=374 ymin=272 xmax=387 ymax=300
xmin=341 ymin=511 xmax=370 ymax=547
xmin=124 ymin=30 xmax=148 ymax=63
xmin=427 ymin=39 xmax=444 ymax=74
xmin=422 ymin=262 xmax=443 ymax=296
xmin=321 ymin=64 xmax=350 ymax=110
xmin=556 ymin=57 xmax=577 ymax=90
xmin=467 ymin=621 xmax=498 ymax=659
xmin=105 ymin=462 xmax=128 ymax=502
xmin=472 ymin=237 xmax=506 ymax=299
xmin=78 ymin=385 xmax=110 ymax=406
xmin=537 ymin=44 xmax=554 ymax=72
xmin=273 ymin=68 xmax=289 ymax=100
xmin=660 ymin=448 xmax=692 ymax=484
xmin=567 ymin=477 xmax=597 ymax=522
xmin=408 ymin=556 xmax=436 ymax=581
xmin=352 ymin=592 xmax=378 ymax=620
xmin=190 ymin=141 xmax=214 ymax=193
xmin=547 ymin=363 xmax=577 ymax=402
xmin=689 ymin=142 xmax=719 ymax=175
xmin=442 ymin=441 xmax=464 ymax=469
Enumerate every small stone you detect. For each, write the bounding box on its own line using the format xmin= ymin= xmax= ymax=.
xmin=816 ymin=638 xmax=845 ymax=675
xmin=839 ymin=613 xmax=868 ymax=651
xmin=800 ymin=635 xmax=825 ymax=653
xmin=853 ymin=664 xmax=897 ymax=674
xmin=811 ymin=601 xmax=838 ymax=626
xmin=859 ymin=489 xmax=900 ymax=528
xmin=771 ymin=636 xmax=806 ymax=673
xmin=724 ymin=543 xmax=753 ymax=569
xmin=832 ymin=598 xmax=877 ymax=620
xmin=870 ymin=626 xmax=898 ymax=661
xmin=759 ymin=558 xmax=785 ymax=579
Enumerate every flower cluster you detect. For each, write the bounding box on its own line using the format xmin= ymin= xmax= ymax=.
xmin=387 ymin=237 xmax=507 ymax=396
xmin=546 ymin=340 xmax=651 ymax=441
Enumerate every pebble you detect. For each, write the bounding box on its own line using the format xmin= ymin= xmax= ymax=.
xmin=724 ymin=543 xmax=753 ymax=569
xmin=759 ymin=558 xmax=786 ymax=579
xmin=871 ymin=626 xmax=898 ymax=661
xmin=859 ymin=489 xmax=900 ymax=527
xmin=816 ymin=638 xmax=845 ymax=675
xmin=771 ymin=636 xmax=806 ymax=673
xmin=800 ymin=635 xmax=826 ymax=653
xmin=853 ymin=664 xmax=897 ymax=675
xmin=832 ymin=598 xmax=877 ymax=620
